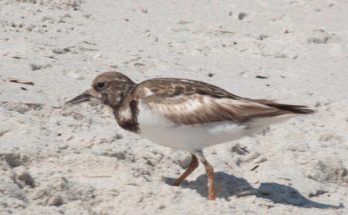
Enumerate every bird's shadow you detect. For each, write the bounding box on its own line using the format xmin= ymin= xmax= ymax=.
xmin=165 ymin=172 xmax=343 ymax=209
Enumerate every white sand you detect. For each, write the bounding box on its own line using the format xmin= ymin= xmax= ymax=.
xmin=0 ymin=0 xmax=347 ymax=214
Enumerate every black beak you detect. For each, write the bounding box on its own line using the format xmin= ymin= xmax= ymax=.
xmin=65 ymin=90 xmax=92 ymax=105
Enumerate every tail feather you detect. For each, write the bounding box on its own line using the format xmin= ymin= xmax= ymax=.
xmin=268 ymin=103 xmax=315 ymax=114
xmin=253 ymin=99 xmax=315 ymax=114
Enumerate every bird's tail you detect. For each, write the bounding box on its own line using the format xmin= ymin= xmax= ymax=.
xmin=254 ymin=99 xmax=315 ymax=114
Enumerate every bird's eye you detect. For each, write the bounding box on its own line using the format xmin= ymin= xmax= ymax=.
xmin=96 ymin=82 xmax=106 ymax=90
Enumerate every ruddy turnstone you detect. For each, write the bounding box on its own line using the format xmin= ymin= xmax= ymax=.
xmin=66 ymin=71 xmax=314 ymax=200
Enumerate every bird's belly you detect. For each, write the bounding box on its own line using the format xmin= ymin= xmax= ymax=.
xmin=136 ymin=101 xmax=293 ymax=153
xmin=138 ymin=121 xmax=252 ymax=153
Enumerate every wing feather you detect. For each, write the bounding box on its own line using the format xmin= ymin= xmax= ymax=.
xmin=129 ymin=78 xmax=311 ymax=126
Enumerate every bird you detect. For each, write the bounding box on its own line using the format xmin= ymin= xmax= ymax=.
xmin=66 ymin=71 xmax=314 ymax=200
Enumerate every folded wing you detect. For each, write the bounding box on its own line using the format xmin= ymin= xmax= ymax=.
xmin=131 ymin=79 xmax=304 ymax=126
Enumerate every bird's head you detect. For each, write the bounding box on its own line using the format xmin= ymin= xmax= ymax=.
xmin=66 ymin=71 xmax=135 ymax=108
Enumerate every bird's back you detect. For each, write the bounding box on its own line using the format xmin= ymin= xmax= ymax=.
xmin=130 ymin=78 xmax=313 ymax=125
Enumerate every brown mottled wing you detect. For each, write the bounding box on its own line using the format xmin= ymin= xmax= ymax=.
xmin=132 ymin=78 xmax=290 ymax=125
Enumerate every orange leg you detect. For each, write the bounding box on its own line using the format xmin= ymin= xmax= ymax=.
xmin=173 ymin=154 xmax=199 ymax=186
xmin=196 ymin=151 xmax=216 ymax=200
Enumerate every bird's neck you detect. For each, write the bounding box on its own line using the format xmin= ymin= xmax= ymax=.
xmin=112 ymin=85 xmax=140 ymax=133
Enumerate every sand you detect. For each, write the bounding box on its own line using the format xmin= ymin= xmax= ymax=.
xmin=0 ymin=0 xmax=347 ymax=214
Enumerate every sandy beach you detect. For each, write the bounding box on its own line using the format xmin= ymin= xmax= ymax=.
xmin=0 ymin=0 xmax=347 ymax=214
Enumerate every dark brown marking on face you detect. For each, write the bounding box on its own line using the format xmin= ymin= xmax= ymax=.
xmin=91 ymin=71 xmax=136 ymax=109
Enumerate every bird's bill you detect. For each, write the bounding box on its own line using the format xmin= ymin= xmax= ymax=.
xmin=65 ymin=89 xmax=99 ymax=105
